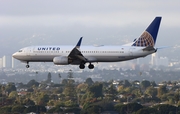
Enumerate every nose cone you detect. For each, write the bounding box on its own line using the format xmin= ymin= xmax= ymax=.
xmin=12 ymin=52 xmax=18 ymax=59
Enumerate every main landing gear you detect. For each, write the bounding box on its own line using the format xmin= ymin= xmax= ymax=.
xmin=79 ymin=63 xmax=94 ymax=69
xmin=88 ymin=63 xmax=94 ymax=69
xmin=79 ymin=63 xmax=85 ymax=69
xmin=26 ymin=62 xmax=30 ymax=68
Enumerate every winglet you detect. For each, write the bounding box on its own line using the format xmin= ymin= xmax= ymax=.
xmin=76 ymin=37 xmax=83 ymax=48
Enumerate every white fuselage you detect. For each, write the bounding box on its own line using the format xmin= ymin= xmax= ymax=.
xmin=12 ymin=17 xmax=161 ymax=69
xmin=13 ymin=45 xmax=155 ymax=64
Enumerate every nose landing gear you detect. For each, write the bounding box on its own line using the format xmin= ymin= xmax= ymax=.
xmin=26 ymin=65 xmax=29 ymax=68
xmin=26 ymin=62 xmax=30 ymax=68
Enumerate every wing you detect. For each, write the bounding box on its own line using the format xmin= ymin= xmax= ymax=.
xmin=68 ymin=37 xmax=87 ymax=63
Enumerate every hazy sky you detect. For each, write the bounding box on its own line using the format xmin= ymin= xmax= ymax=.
xmin=0 ymin=0 xmax=180 ymax=56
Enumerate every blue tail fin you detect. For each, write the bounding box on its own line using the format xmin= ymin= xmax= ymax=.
xmin=132 ymin=17 xmax=162 ymax=47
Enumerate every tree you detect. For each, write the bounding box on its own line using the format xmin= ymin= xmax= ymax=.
xmin=64 ymin=107 xmax=81 ymax=114
xmin=124 ymin=87 xmax=134 ymax=94
xmin=131 ymin=89 xmax=142 ymax=97
xmin=85 ymin=78 xmax=94 ymax=86
xmin=154 ymin=104 xmax=177 ymax=114
xmin=114 ymin=104 xmax=126 ymax=114
xmin=174 ymin=93 xmax=179 ymax=104
xmin=151 ymin=81 xmax=157 ymax=87
xmin=24 ymin=105 xmax=46 ymax=113
xmin=5 ymin=83 xmax=16 ymax=93
xmin=23 ymin=98 xmax=35 ymax=106
xmin=141 ymin=80 xmax=151 ymax=90
xmin=62 ymin=79 xmax=75 ymax=86
xmin=66 ymin=70 xmax=75 ymax=85
xmin=136 ymin=107 xmax=157 ymax=114
xmin=58 ymin=73 xmax=61 ymax=84
xmin=37 ymin=92 xmax=50 ymax=105
xmin=8 ymin=91 xmax=18 ymax=99
xmin=93 ymin=100 xmax=114 ymax=111
xmin=85 ymin=105 xmax=103 ymax=114
xmin=62 ymin=79 xmax=68 ymax=85
xmin=157 ymin=85 xmax=167 ymax=98
xmin=115 ymin=103 xmax=143 ymax=114
xmin=27 ymin=79 xmax=39 ymax=87
xmin=68 ymin=79 xmax=75 ymax=84
xmin=105 ymin=84 xmax=118 ymax=101
xmin=35 ymin=71 xmax=38 ymax=81
xmin=1 ymin=85 xmax=6 ymax=95
xmin=0 ymin=106 xmax=12 ymax=113
xmin=53 ymin=87 xmax=63 ymax=94
xmin=63 ymin=82 xmax=76 ymax=101
xmin=88 ymin=83 xmax=103 ymax=99
xmin=64 ymin=100 xmax=78 ymax=107
xmin=47 ymin=72 xmax=52 ymax=83
xmin=11 ymin=105 xmax=25 ymax=113
xmin=76 ymin=83 xmax=88 ymax=93
xmin=123 ymin=80 xmax=131 ymax=87
xmin=145 ymin=86 xmax=157 ymax=98
xmin=117 ymin=85 xmax=124 ymax=93
xmin=47 ymin=107 xmax=63 ymax=113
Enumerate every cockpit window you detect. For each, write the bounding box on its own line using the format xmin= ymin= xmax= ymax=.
xmin=18 ymin=50 xmax=23 ymax=52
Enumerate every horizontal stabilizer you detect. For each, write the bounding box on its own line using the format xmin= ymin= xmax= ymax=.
xmin=142 ymin=46 xmax=155 ymax=51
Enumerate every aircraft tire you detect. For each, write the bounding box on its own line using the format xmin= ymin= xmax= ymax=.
xmin=88 ymin=64 xmax=94 ymax=69
xmin=26 ymin=65 xmax=30 ymax=68
xmin=79 ymin=64 xmax=85 ymax=69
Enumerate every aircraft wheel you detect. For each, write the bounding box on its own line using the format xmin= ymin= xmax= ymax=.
xmin=26 ymin=65 xmax=30 ymax=68
xmin=79 ymin=64 xmax=85 ymax=69
xmin=88 ymin=64 xmax=94 ymax=69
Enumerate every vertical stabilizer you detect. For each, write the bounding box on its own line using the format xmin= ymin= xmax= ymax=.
xmin=132 ymin=17 xmax=162 ymax=47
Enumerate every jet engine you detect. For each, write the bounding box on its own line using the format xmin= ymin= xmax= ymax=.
xmin=53 ymin=56 xmax=69 ymax=65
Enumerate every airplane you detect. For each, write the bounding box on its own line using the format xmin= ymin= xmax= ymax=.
xmin=13 ymin=17 xmax=162 ymax=69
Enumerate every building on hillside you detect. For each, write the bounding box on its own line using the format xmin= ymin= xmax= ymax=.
xmin=2 ymin=55 xmax=12 ymax=68
xmin=0 ymin=58 xmax=3 ymax=68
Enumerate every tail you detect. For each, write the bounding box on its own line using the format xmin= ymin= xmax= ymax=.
xmin=132 ymin=17 xmax=162 ymax=47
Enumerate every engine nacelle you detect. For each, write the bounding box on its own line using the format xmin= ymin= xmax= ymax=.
xmin=53 ymin=56 xmax=69 ymax=65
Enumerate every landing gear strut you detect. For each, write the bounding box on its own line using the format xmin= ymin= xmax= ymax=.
xmin=26 ymin=62 xmax=30 ymax=68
